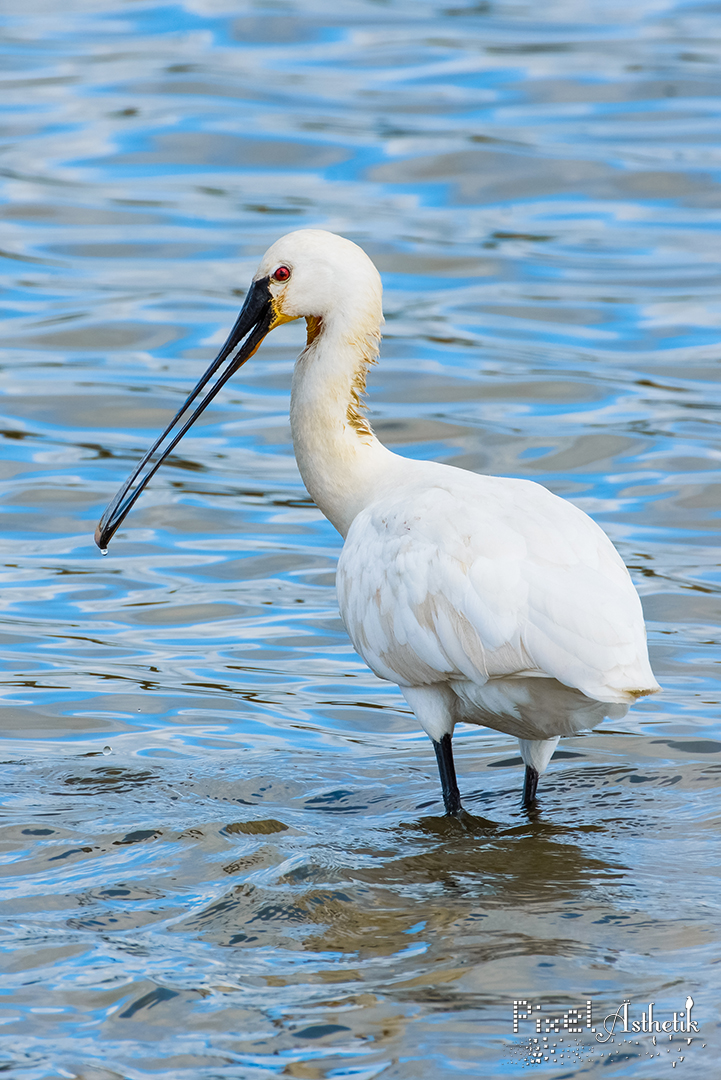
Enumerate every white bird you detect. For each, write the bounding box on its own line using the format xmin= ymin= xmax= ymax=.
xmin=96 ymin=229 xmax=660 ymax=814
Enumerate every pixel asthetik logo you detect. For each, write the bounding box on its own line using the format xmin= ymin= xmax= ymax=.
xmin=508 ymin=995 xmax=705 ymax=1068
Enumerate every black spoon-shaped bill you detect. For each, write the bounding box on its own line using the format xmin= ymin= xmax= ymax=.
xmin=94 ymin=275 xmax=275 ymax=551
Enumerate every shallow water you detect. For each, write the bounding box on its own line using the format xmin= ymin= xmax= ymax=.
xmin=1 ymin=0 xmax=720 ymax=1076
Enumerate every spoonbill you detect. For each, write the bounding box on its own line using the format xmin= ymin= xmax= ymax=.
xmin=96 ymin=230 xmax=659 ymax=814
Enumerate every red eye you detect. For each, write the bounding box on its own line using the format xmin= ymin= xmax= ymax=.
xmin=273 ymin=265 xmax=291 ymax=282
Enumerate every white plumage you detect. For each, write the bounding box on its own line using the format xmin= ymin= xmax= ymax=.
xmin=97 ymin=227 xmax=660 ymax=814
xmin=338 ymin=467 xmax=652 ymax=704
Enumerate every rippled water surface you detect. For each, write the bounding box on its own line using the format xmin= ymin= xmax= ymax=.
xmin=1 ymin=0 xmax=720 ymax=1076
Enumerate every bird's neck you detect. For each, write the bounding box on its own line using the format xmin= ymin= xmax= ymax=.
xmin=290 ymin=314 xmax=396 ymax=537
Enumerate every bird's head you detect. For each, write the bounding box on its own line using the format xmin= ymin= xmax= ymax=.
xmin=256 ymin=229 xmax=382 ymax=330
xmin=94 ymin=229 xmax=381 ymax=550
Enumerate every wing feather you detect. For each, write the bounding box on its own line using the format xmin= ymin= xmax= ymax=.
xmin=336 ymin=470 xmax=658 ymax=702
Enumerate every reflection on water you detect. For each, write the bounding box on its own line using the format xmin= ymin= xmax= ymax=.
xmin=1 ymin=0 xmax=720 ymax=1076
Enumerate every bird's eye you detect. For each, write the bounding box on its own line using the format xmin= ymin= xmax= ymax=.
xmin=273 ymin=265 xmax=291 ymax=282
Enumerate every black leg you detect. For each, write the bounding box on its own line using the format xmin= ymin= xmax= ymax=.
xmin=433 ymin=733 xmax=462 ymax=816
xmin=522 ymin=764 xmax=539 ymax=808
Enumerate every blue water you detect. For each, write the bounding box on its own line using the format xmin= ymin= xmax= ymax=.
xmin=1 ymin=0 xmax=720 ymax=1076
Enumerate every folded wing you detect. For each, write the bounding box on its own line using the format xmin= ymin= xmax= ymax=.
xmin=337 ymin=469 xmax=658 ymax=704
